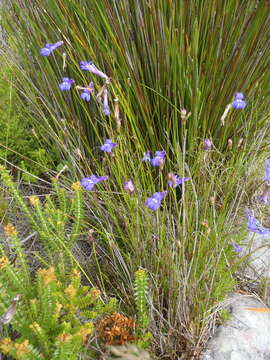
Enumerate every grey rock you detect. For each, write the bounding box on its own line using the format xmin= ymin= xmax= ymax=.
xmin=241 ymin=233 xmax=270 ymax=281
xmin=201 ymin=294 xmax=270 ymax=360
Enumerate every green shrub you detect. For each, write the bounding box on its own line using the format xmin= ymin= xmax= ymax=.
xmin=0 ymin=223 xmax=118 ymax=359
xmin=0 ymin=166 xmax=85 ymax=267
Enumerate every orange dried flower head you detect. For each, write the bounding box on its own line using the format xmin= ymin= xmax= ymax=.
xmin=0 ymin=337 xmax=12 ymax=353
xmin=29 ymin=196 xmax=40 ymax=206
xmin=0 ymin=257 xmax=10 ymax=269
xmin=97 ymin=312 xmax=136 ymax=345
xmin=15 ymin=340 xmax=30 ymax=358
xmin=3 ymin=224 xmax=17 ymax=237
xmin=38 ymin=267 xmax=57 ymax=285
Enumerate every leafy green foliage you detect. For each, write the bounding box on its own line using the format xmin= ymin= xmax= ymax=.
xmin=0 ymin=167 xmax=85 ymax=265
xmin=0 ymin=228 xmax=118 ymax=360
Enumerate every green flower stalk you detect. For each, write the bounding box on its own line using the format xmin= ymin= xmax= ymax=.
xmin=69 ymin=182 xmax=84 ymax=247
xmin=52 ymin=178 xmax=68 ymax=215
xmin=134 ymin=269 xmax=149 ymax=329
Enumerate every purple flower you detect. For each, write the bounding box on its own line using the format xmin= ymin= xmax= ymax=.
xmin=232 ymin=92 xmax=246 ymax=109
xmin=256 ymin=195 xmax=270 ymax=204
xmin=81 ymin=90 xmax=91 ymax=102
xmin=40 ymin=41 xmax=64 ymax=56
xmin=151 ymin=151 xmax=166 ymax=167
xmin=168 ymin=174 xmax=191 ymax=188
xmin=235 ymin=92 xmax=244 ymax=100
xmin=59 ymin=77 xmax=74 ymax=91
xmin=80 ymin=82 xmax=94 ymax=102
xmin=100 ymin=139 xmax=117 ymax=153
xmin=145 ymin=191 xmax=167 ymax=211
xmin=123 ymin=179 xmax=135 ymax=194
xmin=231 ymin=240 xmax=243 ymax=253
xmin=256 ymin=184 xmax=270 ymax=204
xmin=80 ymin=175 xmax=108 ymax=191
xmin=245 ymin=208 xmax=270 ymax=235
xmin=203 ymin=139 xmax=212 ymax=150
xmin=142 ymin=151 xmax=151 ymax=163
xmin=103 ymin=89 xmax=110 ymax=116
xmin=264 ymin=160 xmax=270 ymax=183
xmin=80 ymin=61 xmax=108 ymax=80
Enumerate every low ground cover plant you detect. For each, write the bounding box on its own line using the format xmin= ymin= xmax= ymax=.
xmin=0 ymin=0 xmax=269 ymax=358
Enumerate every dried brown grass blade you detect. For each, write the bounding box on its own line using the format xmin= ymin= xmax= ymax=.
xmin=244 ymin=307 xmax=270 ymax=313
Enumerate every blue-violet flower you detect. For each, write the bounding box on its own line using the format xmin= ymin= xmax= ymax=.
xmin=245 ymin=208 xmax=270 ymax=235
xmin=80 ymin=61 xmax=108 ymax=80
xmin=100 ymin=139 xmax=117 ymax=153
xmin=145 ymin=191 xmax=167 ymax=211
xmin=123 ymin=179 xmax=135 ymax=194
xmin=231 ymin=240 xmax=243 ymax=253
xmin=40 ymin=41 xmax=63 ymax=56
xmin=168 ymin=174 xmax=191 ymax=188
xmin=264 ymin=160 xmax=270 ymax=183
xmin=203 ymin=139 xmax=212 ymax=150
xmin=80 ymin=82 xmax=94 ymax=102
xmin=256 ymin=184 xmax=270 ymax=204
xmin=103 ymin=89 xmax=110 ymax=116
xmin=59 ymin=77 xmax=74 ymax=91
xmin=80 ymin=175 xmax=108 ymax=191
xmin=232 ymin=92 xmax=246 ymax=109
xmin=151 ymin=151 xmax=166 ymax=167
xmin=142 ymin=151 xmax=151 ymax=163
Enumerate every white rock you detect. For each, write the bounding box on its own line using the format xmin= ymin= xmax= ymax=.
xmin=201 ymin=293 xmax=270 ymax=359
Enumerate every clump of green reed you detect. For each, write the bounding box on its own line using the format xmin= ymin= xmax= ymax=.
xmin=0 ymin=225 xmax=118 ymax=359
xmin=0 ymin=166 xmax=85 ymax=268
xmin=2 ymin=0 xmax=270 ymax=160
xmin=79 ymin=129 xmax=270 ymax=357
xmin=1 ymin=0 xmax=270 ymax=358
